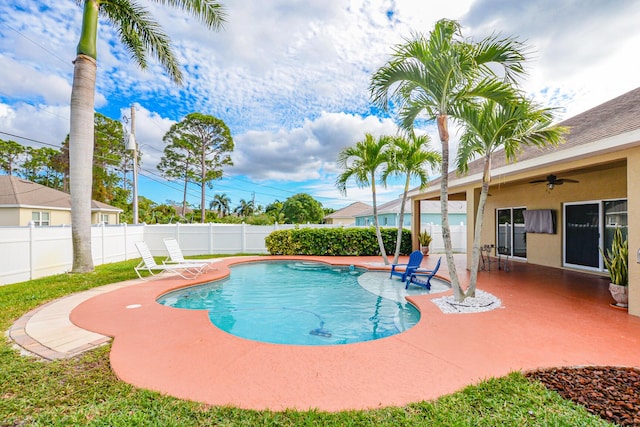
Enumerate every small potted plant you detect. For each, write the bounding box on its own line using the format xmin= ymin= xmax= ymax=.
xmin=418 ymin=230 xmax=432 ymax=256
xmin=601 ymin=227 xmax=628 ymax=308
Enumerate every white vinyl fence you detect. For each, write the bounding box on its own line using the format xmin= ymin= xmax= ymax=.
xmin=421 ymin=222 xmax=467 ymax=254
xmin=0 ymin=222 xmax=467 ymax=286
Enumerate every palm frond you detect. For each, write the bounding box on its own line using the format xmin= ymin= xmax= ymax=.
xmin=151 ymin=0 xmax=226 ymax=29
xmin=335 ymin=134 xmax=389 ymax=195
xmin=473 ymin=34 xmax=529 ymax=83
xmin=381 ymin=133 xmax=439 ymax=188
xmin=97 ymin=0 xmax=226 ymax=85
xmin=102 ymin=0 xmax=182 ymax=83
xmin=456 ymin=96 xmax=567 ymax=175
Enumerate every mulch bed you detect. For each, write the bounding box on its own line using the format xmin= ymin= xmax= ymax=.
xmin=526 ymin=366 xmax=640 ymax=426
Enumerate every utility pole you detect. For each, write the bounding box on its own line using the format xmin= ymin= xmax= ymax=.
xmin=126 ymin=105 xmax=138 ymax=224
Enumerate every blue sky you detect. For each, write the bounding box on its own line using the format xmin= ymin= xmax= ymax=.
xmin=1 ymin=0 xmax=640 ymax=211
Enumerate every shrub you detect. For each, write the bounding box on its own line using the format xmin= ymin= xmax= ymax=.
xmin=265 ymin=227 xmax=412 ymax=256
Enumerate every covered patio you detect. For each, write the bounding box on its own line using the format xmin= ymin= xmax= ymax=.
xmin=410 ymin=87 xmax=640 ymax=316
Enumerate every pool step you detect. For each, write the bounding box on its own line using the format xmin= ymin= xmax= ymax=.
xmin=286 ymin=262 xmax=327 ymax=271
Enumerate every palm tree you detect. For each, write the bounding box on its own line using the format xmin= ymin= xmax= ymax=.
xmin=68 ymin=0 xmax=226 ymax=272
xmin=234 ymin=199 xmax=255 ymax=218
xmin=336 ymin=133 xmax=390 ymax=264
xmin=456 ymin=99 xmax=567 ymax=297
xmin=383 ymin=133 xmax=441 ymax=264
xmin=210 ymin=193 xmax=231 ymax=217
xmin=370 ymin=18 xmax=528 ymax=300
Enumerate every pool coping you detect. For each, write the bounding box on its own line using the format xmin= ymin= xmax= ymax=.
xmin=7 ymin=280 xmax=141 ymax=360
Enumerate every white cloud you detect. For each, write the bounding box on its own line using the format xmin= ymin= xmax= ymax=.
xmin=2 ymin=0 xmax=640 ymax=207
xmin=0 ymin=102 xmax=70 ymax=148
xmin=0 ymin=55 xmax=71 ymax=105
xmin=461 ymin=0 xmax=640 ymax=118
xmin=230 ymin=112 xmax=398 ymax=181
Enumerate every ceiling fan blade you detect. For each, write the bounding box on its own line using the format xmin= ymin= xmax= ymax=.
xmin=529 ymin=179 xmax=548 ymax=184
xmin=561 ymin=178 xmax=579 ymax=183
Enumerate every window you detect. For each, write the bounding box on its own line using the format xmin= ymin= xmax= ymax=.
xmin=100 ymin=214 xmax=110 ymax=224
xmin=604 ymin=200 xmax=628 ymax=250
xmin=496 ymin=207 xmax=526 ymax=258
xmin=31 ymin=211 xmax=50 ymax=226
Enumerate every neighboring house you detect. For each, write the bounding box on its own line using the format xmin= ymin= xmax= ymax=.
xmin=355 ymin=198 xmax=466 ymax=227
xmin=324 ymin=202 xmax=371 ymax=225
xmin=409 ymin=86 xmax=640 ymax=316
xmin=0 ymin=175 xmax=122 ymax=226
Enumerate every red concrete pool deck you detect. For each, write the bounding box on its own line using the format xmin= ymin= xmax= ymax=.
xmin=13 ymin=255 xmax=640 ymax=412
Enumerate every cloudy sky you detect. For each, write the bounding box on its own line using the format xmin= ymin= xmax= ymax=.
xmin=1 ymin=0 xmax=639 ymax=211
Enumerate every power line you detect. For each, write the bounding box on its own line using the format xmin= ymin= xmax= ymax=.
xmin=220 ymin=173 xmax=346 ymax=202
xmin=1 ymin=91 xmax=358 ymax=206
xmin=0 ymin=91 xmax=70 ymax=122
xmin=0 ymin=131 xmax=60 ymax=149
xmin=2 ymin=131 xmax=363 ymax=207
xmin=0 ymin=21 xmax=70 ymax=67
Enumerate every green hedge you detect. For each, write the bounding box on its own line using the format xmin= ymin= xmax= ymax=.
xmin=265 ymin=227 xmax=412 ymax=256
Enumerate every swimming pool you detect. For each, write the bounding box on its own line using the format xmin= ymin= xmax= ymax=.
xmin=157 ymin=261 xmax=436 ymax=345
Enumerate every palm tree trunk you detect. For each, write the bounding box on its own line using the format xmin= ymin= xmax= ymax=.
xmin=392 ymin=177 xmax=410 ymax=264
xmin=371 ymin=174 xmax=389 ymax=264
xmin=69 ymin=54 xmax=97 ymax=272
xmin=437 ymin=115 xmax=463 ymax=300
xmin=466 ymin=157 xmax=492 ymax=297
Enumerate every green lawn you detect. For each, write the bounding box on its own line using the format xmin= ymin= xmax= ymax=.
xmin=0 ymin=259 xmax=612 ymax=426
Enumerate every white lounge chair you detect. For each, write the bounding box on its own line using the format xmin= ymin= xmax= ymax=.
xmin=162 ymin=238 xmax=217 ymax=272
xmin=134 ymin=241 xmax=206 ymax=279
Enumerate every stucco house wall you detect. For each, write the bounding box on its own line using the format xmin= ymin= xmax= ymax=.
xmin=0 ymin=176 xmax=122 ymax=226
xmin=477 ymin=159 xmax=627 ymax=269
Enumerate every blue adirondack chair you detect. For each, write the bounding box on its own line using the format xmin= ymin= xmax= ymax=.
xmin=405 ymin=257 xmax=442 ymax=290
xmin=389 ymin=250 xmax=424 ymax=282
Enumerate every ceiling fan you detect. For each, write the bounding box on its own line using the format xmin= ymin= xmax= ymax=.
xmin=529 ymin=174 xmax=579 ymax=190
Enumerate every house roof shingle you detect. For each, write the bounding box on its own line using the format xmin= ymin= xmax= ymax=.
xmin=324 ymin=201 xmax=371 ymax=219
xmin=0 ymin=175 xmax=122 ymax=212
xmin=356 ymin=198 xmax=466 ymax=217
xmin=418 ymin=86 xmax=640 ymax=191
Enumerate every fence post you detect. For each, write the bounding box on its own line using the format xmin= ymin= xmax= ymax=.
xmin=123 ymin=223 xmax=128 ymax=261
xmin=209 ymin=222 xmax=213 ymax=254
xmin=29 ymin=221 xmax=35 ymax=280
xmin=100 ymin=222 xmax=105 ymax=265
xmin=241 ymin=222 xmax=246 ymax=253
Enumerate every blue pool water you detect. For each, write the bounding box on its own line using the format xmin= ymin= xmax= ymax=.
xmin=157 ymin=261 xmax=421 ymax=346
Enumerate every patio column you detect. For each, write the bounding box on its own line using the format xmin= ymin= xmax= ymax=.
xmin=411 ymin=198 xmax=421 ymax=250
xmin=627 ymin=148 xmax=640 ymax=317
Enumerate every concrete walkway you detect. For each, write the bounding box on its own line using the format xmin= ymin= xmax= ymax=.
xmin=9 ymin=279 xmax=143 ymax=360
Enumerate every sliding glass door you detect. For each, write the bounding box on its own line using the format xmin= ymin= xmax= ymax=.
xmin=564 ymin=203 xmax=599 ymax=269
xmin=496 ymin=207 xmax=526 ymax=258
xmin=563 ymin=199 xmax=627 ymax=271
